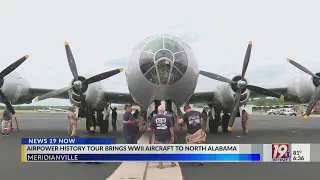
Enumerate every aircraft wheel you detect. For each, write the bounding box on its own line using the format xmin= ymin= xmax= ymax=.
xmin=86 ymin=114 xmax=96 ymax=132
xmin=99 ymin=119 xmax=109 ymax=134
xmin=96 ymin=111 xmax=108 ymax=133
xmin=221 ymin=115 xmax=229 ymax=133
xmin=209 ymin=120 xmax=218 ymax=133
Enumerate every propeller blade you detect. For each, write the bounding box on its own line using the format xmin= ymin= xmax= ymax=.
xmin=0 ymin=90 xmax=16 ymax=117
xmin=241 ymin=41 xmax=252 ymax=79
xmin=287 ymin=58 xmax=320 ymax=79
xmin=64 ymin=42 xmax=79 ymax=80
xmin=34 ymin=86 xmax=73 ymax=102
xmin=0 ymin=55 xmax=29 ymax=79
xmin=303 ymin=85 xmax=320 ymax=119
xmin=228 ymin=89 xmax=241 ymax=131
xmin=76 ymin=87 xmax=94 ymax=131
xmin=199 ymin=70 xmax=237 ymax=84
xmin=82 ymin=68 xmax=124 ymax=85
xmin=246 ymin=85 xmax=285 ymax=100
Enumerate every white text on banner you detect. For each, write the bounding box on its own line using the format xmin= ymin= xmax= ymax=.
xmin=291 ymin=144 xmax=310 ymax=162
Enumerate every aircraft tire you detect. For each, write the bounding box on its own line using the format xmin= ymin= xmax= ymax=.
xmin=209 ymin=120 xmax=218 ymax=133
xmin=97 ymin=111 xmax=108 ymax=134
xmin=86 ymin=114 xmax=97 ymax=132
xmin=221 ymin=115 xmax=229 ymax=133
xmin=99 ymin=119 xmax=109 ymax=134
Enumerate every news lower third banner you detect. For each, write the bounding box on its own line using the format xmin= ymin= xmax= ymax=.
xmin=20 ymin=138 xmax=317 ymax=162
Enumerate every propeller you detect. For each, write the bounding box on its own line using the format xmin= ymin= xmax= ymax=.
xmin=199 ymin=41 xmax=285 ymax=131
xmin=33 ymin=42 xmax=123 ymax=131
xmin=0 ymin=55 xmax=29 ymax=118
xmin=286 ymin=58 xmax=320 ymax=119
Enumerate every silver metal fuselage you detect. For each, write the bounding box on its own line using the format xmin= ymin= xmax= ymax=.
xmin=125 ymin=35 xmax=199 ymax=108
xmin=0 ymin=71 xmax=31 ymax=105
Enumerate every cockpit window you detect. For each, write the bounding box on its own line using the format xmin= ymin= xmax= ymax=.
xmin=155 ymin=49 xmax=174 ymax=61
xmin=140 ymin=51 xmax=155 ymax=74
xmin=182 ymin=42 xmax=192 ymax=50
xmin=144 ymin=67 xmax=159 ymax=85
xmin=164 ymin=38 xmax=184 ymax=53
xmin=143 ymin=38 xmax=164 ymax=53
xmin=157 ymin=59 xmax=171 ymax=84
xmin=139 ymin=37 xmax=189 ymax=85
xmin=174 ymin=51 xmax=188 ymax=74
xmin=168 ymin=67 xmax=183 ymax=85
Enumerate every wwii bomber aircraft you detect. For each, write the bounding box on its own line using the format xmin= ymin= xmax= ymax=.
xmin=6 ymin=34 xmax=319 ymax=134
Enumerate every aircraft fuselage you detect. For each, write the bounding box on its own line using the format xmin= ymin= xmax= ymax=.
xmin=125 ymin=34 xmax=199 ymax=108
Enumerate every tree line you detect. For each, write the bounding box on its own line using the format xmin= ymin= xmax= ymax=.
xmin=192 ymin=98 xmax=297 ymax=108
xmin=0 ymin=106 xmax=70 ymax=110
xmin=247 ymin=99 xmax=296 ymax=106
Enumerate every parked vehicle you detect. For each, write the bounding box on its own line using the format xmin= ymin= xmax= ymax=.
xmin=284 ymin=110 xmax=297 ymax=116
xmin=267 ymin=109 xmax=279 ymax=115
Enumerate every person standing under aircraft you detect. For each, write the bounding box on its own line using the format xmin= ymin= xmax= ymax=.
xmin=123 ymin=104 xmax=140 ymax=144
xmin=149 ymin=105 xmax=176 ymax=169
xmin=2 ymin=108 xmax=12 ymax=136
xmin=68 ymin=106 xmax=79 ymax=137
xmin=179 ymin=104 xmax=206 ymax=165
xmin=241 ymin=109 xmax=249 ymax=134
xmin=110 ymin=107 xmax=118 ymax=131
xmin=133 ymin=110 xmax=139 ymax=119
xmin=201 ymin=108 xmax=208 ymax=131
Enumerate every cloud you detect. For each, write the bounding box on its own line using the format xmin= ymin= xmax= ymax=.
xmin=2 ymin=0 xmax=320 ymax=105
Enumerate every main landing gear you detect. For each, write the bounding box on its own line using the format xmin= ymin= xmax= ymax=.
xmin=97 ymin=110 xmax=109 ymax=134
xmin=208 ymin=109 xmax=221 ymax=133
xmin=78 ymin=108 xmax=109 ymax=134
xmin=207 ymin=107 xmax=231 ymax=133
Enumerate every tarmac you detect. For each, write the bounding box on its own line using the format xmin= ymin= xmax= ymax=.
xmin=0 ymin=112 xmax=127 ymax=180
xmin=1 ymin=112 xmax=320 ymax=180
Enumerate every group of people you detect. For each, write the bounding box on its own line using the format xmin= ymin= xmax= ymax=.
xmin=148 ymin=104 xmax=207 ymax=169
xmin=65 ymin=104 xmax=141 ymax=137
xmin=65 ymin=103 xmax=249 ymax=168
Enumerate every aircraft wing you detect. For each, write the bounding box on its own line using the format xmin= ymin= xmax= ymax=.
xmin=103 ymin=92 xmax=136 ymax=104
xmin=188 ymin=87 xmax=288 ymax=104
xmin=249 ymin=87 xmax=288 ymax=98
xmin=29 ymin=88 xmax=135 ymax=104
xmin=188 ymin=91 xmax=215 ymax=104
xmin=29 ymin=88 xmax=69 ymax=100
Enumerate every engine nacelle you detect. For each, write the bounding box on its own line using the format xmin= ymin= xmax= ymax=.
xmin=285 ymin=72 xmax=319 ymax=103
xmin=0 ymin=72 xmax=31 ymax=105
xmin=212 ymin=74 xmax=250 ymax=113
xmin=68 ymin=74 xmax=105 ymax=111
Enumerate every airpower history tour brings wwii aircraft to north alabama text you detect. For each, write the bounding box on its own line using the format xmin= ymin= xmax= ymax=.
xmin=1 ymin=34 xmax=319 ymax=134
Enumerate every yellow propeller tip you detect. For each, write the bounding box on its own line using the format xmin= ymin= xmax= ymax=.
xmin=25 ymin=55 xmax=29 ymax=59
xmin=303 ymin=115 xmax=308 ymax=119
xmin=89 ymin=126 xmax=95 ymax=131
xmin=227 ymin=126 xmax=232 ymax=131
xmin=34 ymin=97 xmax=39 ymax=102
xmin=13 ymin=114 xmax=17 ymax=118
xmin=64 ymin=41 xmax=69 ymax=46
xmin=280 ymin=95 xmax=285 ymax=100
xmin=286 ymin=58 xmax=291 ymax=62
xmin=249 ymin=41 xmax=252 ymax=45
xmin=119 ymin=68 xmax=124 ymax=72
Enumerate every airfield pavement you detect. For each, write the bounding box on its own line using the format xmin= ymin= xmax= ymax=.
xmin=1 ymin=112 xmax=320 ymax=180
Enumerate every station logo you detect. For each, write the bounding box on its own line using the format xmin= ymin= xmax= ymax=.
xmin=272 ymin=144 xmax=290 ymax=162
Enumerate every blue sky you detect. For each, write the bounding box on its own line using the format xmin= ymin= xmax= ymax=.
xmin=1 ymin=0 xmax=319 ymax=105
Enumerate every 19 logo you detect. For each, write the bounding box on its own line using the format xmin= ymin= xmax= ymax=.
xmin=272 ymin=144 xmax=290 ymax=162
